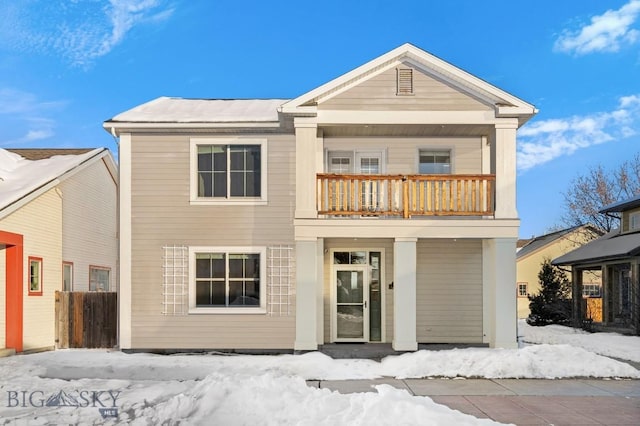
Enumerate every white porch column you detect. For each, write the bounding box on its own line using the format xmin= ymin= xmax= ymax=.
xmin=393 ymin=237 xmax=418 ymax=351
xmin=494 ymin=120 xmax=518 ymax=219
xmin=294 ymin=118 xmax=321 ymax=219
xmin=118 ymin=133 xmax=132 ymax=349
xmin=484 ymin=238 xmax=518 ymax=348
xmin=295 ymin=238 xmax=320 ymax=350
xmin=316 ymin=238 xmax=325 ymax=345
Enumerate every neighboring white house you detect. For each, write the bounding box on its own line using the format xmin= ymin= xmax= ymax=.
xmin=105 ymin=43 xmax=537 ymax=353
xmin=0 ymin=148 xmax=118 ymax=353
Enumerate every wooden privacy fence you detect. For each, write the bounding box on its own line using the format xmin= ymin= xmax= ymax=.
xmin=55 ymin=291 xmax=117 ymax=349
xmin=317 ymin=174 xmax=495 ymax=218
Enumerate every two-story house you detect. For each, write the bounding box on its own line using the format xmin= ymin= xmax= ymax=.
xmin=554 ymin=195 xmax=640 ymax=335
xmin=105 ymin=43 xmax=537 ymax=352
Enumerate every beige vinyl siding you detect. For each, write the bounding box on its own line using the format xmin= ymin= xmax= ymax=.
xmin=320 ymin=63 xmax=493 ymax=111
xmin=323 ymin=238 xmax=394 ymax=343
xmin=0 ymin=189 xmax=62 ymax=351
xmin=130 ymin=134 xmax=296 ymax=349
xmin=324 ymin=137 xmax=482 ymax=174
xmin=416 ymin=239 xmax=483 ymax=343
xmin=622 ymin=207 xmax=640 ymax=233
xmin=60 ymin=158 xmax=117 ymax=291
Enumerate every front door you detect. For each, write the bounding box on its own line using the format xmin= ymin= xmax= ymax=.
xmin=334 ymin=265 xmax=369 ymax=342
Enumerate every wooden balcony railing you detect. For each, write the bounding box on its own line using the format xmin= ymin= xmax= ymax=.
xmin=317 ymin=174 xmax=495 ymax=218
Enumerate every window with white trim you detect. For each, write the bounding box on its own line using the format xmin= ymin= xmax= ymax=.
xmin=190 ymin=139 xmax=267 ymax=205
xmin=28 ymin=257 xmax=43 ymax=296
xmin=62 ymin=262 xmax=73 ymax=292
xmin=419 ymin=150 xmax=451 ymax=174
xmin=189 ymin=247 xmax=267 ymax=313
xmin=517 ymin=282 xmax=528 ymax=298
xmin=582 ymin=284 xmax=601 ymax=297
xmin=89 ymin=266 xmax=110 ymax=291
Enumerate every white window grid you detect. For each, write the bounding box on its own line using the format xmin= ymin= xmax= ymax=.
xmin=162 ymin=245 xmax=188 ymax=315
xmin=267 ymin=245 xmax=295 ymax=316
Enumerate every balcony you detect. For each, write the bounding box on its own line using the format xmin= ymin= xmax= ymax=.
xmin=317 ymin=174 xmax=495 ymax=218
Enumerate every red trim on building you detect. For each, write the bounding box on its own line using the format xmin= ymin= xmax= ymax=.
xmin=1 ymin=230 xmax=24 ymax=352
xmin=27 ymin=256 xmax=43 ymax=296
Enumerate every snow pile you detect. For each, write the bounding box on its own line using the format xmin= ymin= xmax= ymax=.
xmin=0 ymin=353 xmax=504 ymax=425
xmin=519 ymin=319 xmax=640 ymax=362
xmin=380 ymin=344 xmax=639 ymax=379
xmin=0 ymin=148 xmax=100 ymax=208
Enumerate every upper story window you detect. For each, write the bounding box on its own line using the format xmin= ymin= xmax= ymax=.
xmin=396 ymin=68 xmax=414 ymax=95
xmin=190 ymin=139 xmax=267 ymax=205
xmin=419 ymin=150 xmax=451 ymax=174
xmin=326 ymin=150 xmax=385 ymax=174
xmin=630 ymin=211 xmax=640 ymax=231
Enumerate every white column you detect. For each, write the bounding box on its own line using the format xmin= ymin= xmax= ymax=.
xmin=494 ymin=120 xmax=518 ymax=219
xmin=294 ymin=118 xmax=320 ymax=219
xmin=485 ymin=238 xmax=518 ymax=348
xmin=316 ymin=238 xmax=324 ymax=345
xmin=295 ymin=238 xmax=319 ymax=350
xmin=482 ymin=239 xmax=494 ymax=344
xmin=393 ymin=237 xmax=418 ymax=351
xmin=118 ymin=133 xmax=132 ymax=349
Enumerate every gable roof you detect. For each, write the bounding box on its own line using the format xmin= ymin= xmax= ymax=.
xmin=279 ymin=43 xmax=537 ymax=125
xmin=0 ymin=148 xmax=116 ymax=220
xmin=516 ymin=225 xmax=601 ymax=260
xmin=553 ymin=230 xmax=640 ymax=266
xmin=599 ymin=194 xmax=640 ymax=213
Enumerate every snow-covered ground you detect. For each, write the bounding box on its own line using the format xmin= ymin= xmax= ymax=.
xmin=518 ymin=319 xmax=640 ymax=362
xmin=1 ymin=323 xmax=638 ymax=425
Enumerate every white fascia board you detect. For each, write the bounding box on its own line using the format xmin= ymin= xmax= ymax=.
xmin=281 ymin=43 xmax=536 ymax=119
xmin=316 ymin=110 xmax=499 ymax=125
xmin=294 ymin=218 xmax=520 ymax=239
xmin=104 ymin=121 xmax=281 ymax=136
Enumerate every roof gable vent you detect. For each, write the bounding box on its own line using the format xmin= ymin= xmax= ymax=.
xmin=396 ymin=68 xmax=414 ymax=95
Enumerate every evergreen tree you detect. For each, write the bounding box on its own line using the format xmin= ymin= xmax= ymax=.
xmin=527 ymin=259 xmax=573 ymax=326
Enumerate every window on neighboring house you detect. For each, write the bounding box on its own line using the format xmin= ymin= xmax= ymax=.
xmin=419 ymin=150 xmax=451 ymax=174
xmin=189 ymin=247 xmax=266 ymax=313
xmin=62 ymin=262 xmax=73 ymax=292
xmin=191 ymin=139 xmax=267 ymax=204
xmin=582 ymin=284 xmax=601 ymax=297
xmin=396 ymin=68 xmax=414 ymax=95
xmin=517 ymin=282 xmax=528 ymax=298
xmin=89 ymin=266 xmax=110 ymax=291
xmin=28 ymin=257 xmax=43 ymax=296
xmin=630 ymin=212 xmax=640 ymax=231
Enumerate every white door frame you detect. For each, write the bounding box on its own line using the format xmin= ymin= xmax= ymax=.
xmin=332 ymin=264 xmax=369 ymax=342
xmin=329 ymin=248 xmax=386 ymax=343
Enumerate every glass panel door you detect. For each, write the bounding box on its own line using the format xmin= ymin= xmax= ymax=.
xmin=335 ymin=267 xmax=368 ymax=341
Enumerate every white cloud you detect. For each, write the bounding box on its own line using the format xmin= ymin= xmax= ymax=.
xmin=554 ymin=0 xmax=640 ymax=55
xmin=0 ymin=88 xmax=63 ymax=145
xmin=517 ymin=94 xmax=640 ymax=171
xmin=0 ymin=1 xmax=173 ymax=67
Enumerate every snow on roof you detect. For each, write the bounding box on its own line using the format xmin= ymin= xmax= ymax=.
xmin=108 ymin=97 xmax=289 ymax=123
xmin=0 ymin=148 xmax=105 ymax=212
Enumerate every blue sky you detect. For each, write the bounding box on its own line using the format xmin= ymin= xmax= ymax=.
xmin=1 ymin=1 xmax=639 ymax=238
